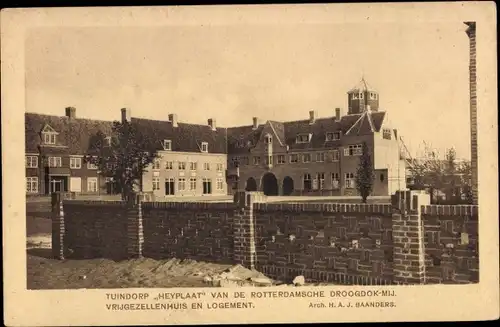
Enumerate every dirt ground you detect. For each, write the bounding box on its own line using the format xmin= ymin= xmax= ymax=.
xmin=26 ymin=212 xmax=259 ymax=289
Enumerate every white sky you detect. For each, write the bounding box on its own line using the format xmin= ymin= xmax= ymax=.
xmin=25 ymin=22 xmax=472 ymax=160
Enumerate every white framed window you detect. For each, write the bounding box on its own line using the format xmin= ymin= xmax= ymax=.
xmin=178 ymin=178 xmax=186 ymax=191
xmin=26 ymin=156 xmax=38 ymax=168
xmin=317 ymin=173 xmax=325 ymax=190
xmin=203 ymin=162 xmax=211 ymax=171
xmin=152 ymin=159 xmax=161 ymax=170
xmin=383 ymin=129 xmax=392 ymax=140
xmin=48 ymin=156 xmax=62 ymax=168
xmin=70 ymin=157 xmax=82 ymax=169
xmin=152 ymin=177 xmax=160 ymax=191
xmin=359 ymin=92 xmax=364 ymax=99
xmin=165 ymin=177 xmax=175 ymax=195
xmin=303 ymin=153 xmax=311 ymax=163
xmin=190 ymin=162 xmax=197 ymax=170
xmin=162 ymin=139 xmax=172 ymax=151
xmin=87 ymin=177 xmax=98 ymax=192
xmin=104 ymin=136 xmax=112 ymax=147
xmin=253 ymin=156 xmax=261 ymax=165
xmin=265 ymin=156 xmax=273 ymax=165
xmin=216 ymin=178 xmax=224 ymax=190
xmin=326 ymin=132 xmax=341 ymax=141
xmin=277 ymin=155 xmax=286 ymax=164
xmin=331 ymin=173 xmax=340 ymax=189
xmin=345 ymin=173 xmax=355 ymax=189
xmin=352 ymin=93 xmax=359 ymax=100
xmin=190 ymin=178 xmax=197 ymax=190
xmin=264 ymin=134 xmax=272 ymax=144
xmin=217 ymin=163 xmax=224 ymax=171
xmin=165 ymin=161 xmax=173 ymax=170
xmin=178 ymin=161 xmax=186 ymax=170
xmin=42 ymin=132 xmax=57 ymax=145
xmin=332 ymin=150 xmax=340 ymax=162
xmin=201 ymin=142 xmax=208 ymax=153
xmin=296 ymin=134 xmax=311 ymax=143
xmin=345 ymin=144 xmax=363 ymax=156
xmin=316 ymin=152 xmax=325 ymax=162
xmin=26 ymin=177 xmax=38 ymax=193
xmin=202 ymin=178 xmax=212 ymax=194
xmin=290 ymin=154 xmax=299 ymax=163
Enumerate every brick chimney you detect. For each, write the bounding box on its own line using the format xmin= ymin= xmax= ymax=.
xmin=65 ymin=107 xmax=76 ymax=119
xmin=208 ymin=118 xmax=216 ymax=131
xmin=309 ymin=110 xmax=317 ymax=124
xmin=465 ymin=21 xmax=478 ymax=205
xmin=168 ymin=114 xmax=178 ymax=127
xmin=335 ymin=108 xmax=341 ymax=121
xmin=121 ymin=108 xmax=131 ymax=123
xmin=252 ymin=117 xmax=258 ymax=130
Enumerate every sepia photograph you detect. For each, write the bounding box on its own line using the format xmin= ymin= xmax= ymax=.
xmin=3 ymin=2 xmax=499 ymax=325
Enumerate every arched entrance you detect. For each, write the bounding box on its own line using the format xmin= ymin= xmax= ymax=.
xmin=245 ymin=177 xmax=257 ymax=191
xmin=282 ymin=176 xmax=294 ymax=196
xmin=262 ymin=173 xmax=279 ymax=196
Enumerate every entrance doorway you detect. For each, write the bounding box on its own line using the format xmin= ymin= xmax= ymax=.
xmin=262 ymin=173 xmax=278 ymax=196
xmin=282 ymin=176 xmax=294 ymax=196
xmin=165 ymin=178 xmax=175 ymax=195
xmin=48 ymin=176 xmax=68 ymax=194
xmin=245 ymin=177 xmax=257 ymax=191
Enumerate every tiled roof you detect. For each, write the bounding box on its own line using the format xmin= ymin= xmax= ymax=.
xmin=130 ymin=118 xmax=227 ymax=154
xmin=25 ymin=113 xmax=114 ymax=154
xmin=226 ymin=112 xmax=386 ymax=152
xmin=348 ymin=77 xmax=377 ymax=93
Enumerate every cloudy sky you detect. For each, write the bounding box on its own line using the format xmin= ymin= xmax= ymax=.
xmin=25 ymin=22 xmax=472 ymax=159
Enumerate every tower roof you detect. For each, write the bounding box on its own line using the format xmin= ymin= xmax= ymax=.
xmin=348 ymin=77 xmax=377 ymax=93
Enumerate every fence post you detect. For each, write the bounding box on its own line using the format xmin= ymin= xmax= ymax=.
xmin=127 ymin=192 xmax=144 ymax=258
xmin=391 ymin=190 xmax=430 ymax=284
xmin=233 ymin=191 xmax=264 ymax=269
xmin=51 ymin=192 xmax=65 ymax=260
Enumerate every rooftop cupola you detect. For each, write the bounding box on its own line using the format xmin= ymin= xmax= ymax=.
xmin=347 ymin=77 xmax=379 ymax=114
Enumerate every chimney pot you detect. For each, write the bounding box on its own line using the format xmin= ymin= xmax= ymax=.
xmin=65 ymin=107 xmax=76 ymax=119
xmin=208 ymin=118 xmax=216 ymax=131
xmin=309 ymin=110 xmax=317 ymax=124
xmin=121 ymin=108 xmax=131 ymax=123
xmin=168 ymin=114 xmax=178 ymax=127
xmin=335 ymin=108 xmax=341 ymax=121
xmin=252 ymin=117 xmax=258 ymax=130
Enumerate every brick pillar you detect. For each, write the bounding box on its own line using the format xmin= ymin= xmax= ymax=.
xmin=127 ymin=193 xmax=144 ymax=258
xmin=233 ymin=191 xmax=262 ymax=269
xmin=391 ymin=190 xmax=430 ymax=284
xmin=51 ymin=192 xmax=65 ymax=260
xmin=465 ymin=21 xmax=478 ymax=205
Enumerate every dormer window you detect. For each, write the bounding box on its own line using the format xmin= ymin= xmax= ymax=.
xmin=264 ymin=134 xmax=272 ymax=144
xmin=296 ymin=133 xmax=311 ymax=144
xmin=41 ymin=125 xmax=58 ymax=145
xmin=326 ymin=132 xmax=341 ymax=141
xmin=201 ymin=142 xmax=208 ymax=153
xmin=162 ymin=139 xmax=172 ymax=151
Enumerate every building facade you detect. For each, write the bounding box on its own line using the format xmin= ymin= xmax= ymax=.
xmin=226 ymin=79 xmax=406 ymax=196
xmin=25 ymin=108 xmax=228 ymax=197
xmin=26 ymin=78 xmax=405 ymax=197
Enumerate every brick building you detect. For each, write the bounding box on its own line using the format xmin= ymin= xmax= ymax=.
xmin=25 ymin=107 xmax=228 ymax=197
xmin=26 ymin=78 xmax=405 ymax=197
xmin=225 ymin=79 xmax=406 ymax=196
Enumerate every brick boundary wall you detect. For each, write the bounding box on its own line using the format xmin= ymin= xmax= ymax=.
xmin=51 ymin=191 xmax=479 ymax=285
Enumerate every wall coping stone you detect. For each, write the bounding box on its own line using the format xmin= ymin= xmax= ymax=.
xmin=63 ymin=200 xmax=126 ymax=206
xmin=141 ymin=201 xmax=238 ymax=211
xmin=421 ymin=205 xmax=479 ymax=218
xmin=253 ymin=202 xmax=393 ymax=214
